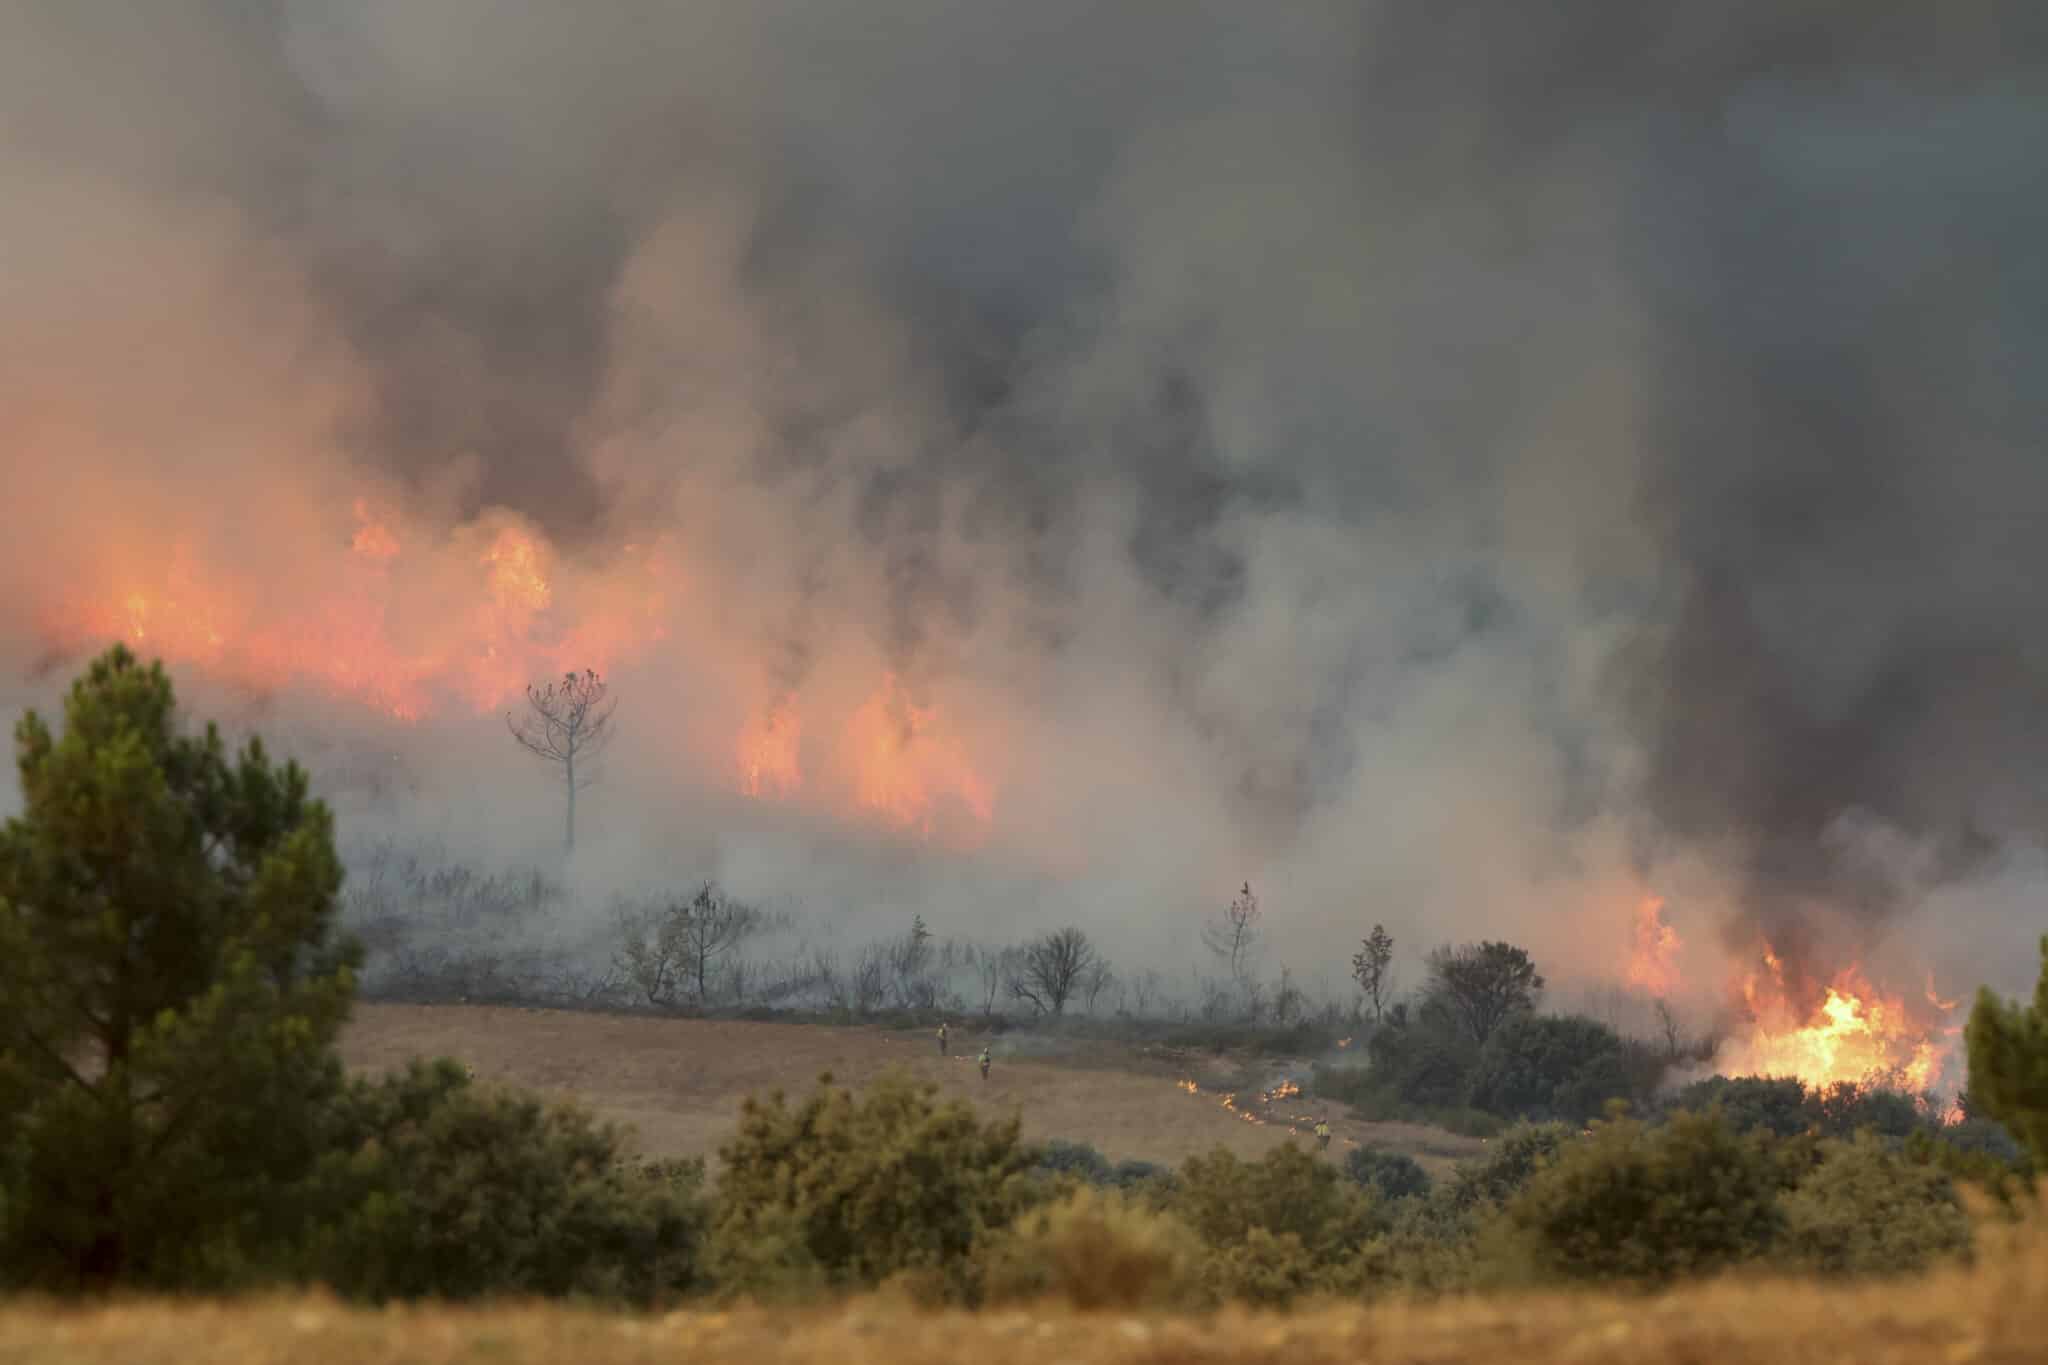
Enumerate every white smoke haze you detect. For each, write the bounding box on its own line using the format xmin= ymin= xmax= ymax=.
xmin=4 ymin=1 xmax=2044 ymax=1024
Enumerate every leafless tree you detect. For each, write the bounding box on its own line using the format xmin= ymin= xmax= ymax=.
xmin=1272 ymin=966 xmax=1305 ymax=1025
xmin=809 ymin=947 xmax=848 ymax=1010
xmin=971 ymin=945 xmax=1015 ymax=1019
xmin=1653 ymin=997 xmax=1685 ymax=1062
xmin=614 ymin=883 xmax=762 ymax=1007
xmin=1080 ymin=959 xmax=1116 ymax=1015
xmin=850 ymin=942 xmax=890 ymax=1015
xmin=1125 ymin=968 xmax=1162 ymax=1018
xmin=507 ymin=669 xmax=618 ymax=853
xmin=887 ymin=913 xmax=939 ymax=1008
xmin=1202 ymin=882 xmax=1263 ymax=983
xmin=1008 ymin=926 xmax=1099 ymax=1016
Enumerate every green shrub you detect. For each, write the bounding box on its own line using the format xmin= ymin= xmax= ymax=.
xmin=1469 ymin=1014 xmax=1629 ymax=1119
xmin=1966 ymin=935 xmax=2048 ymax=1169
xmin=1346 ymin=1147 xmax=1431 ymax=1202
xmin=707 ymin=1070 xmax=1034 ymax=1300
xmin=1667 ymin=1075 xmax=1814 ymax=1137
xmin=1808 ymin=1080 xmax=1924 ymax=1139
xmin=299 ymin=1059 xmax=705 ymax=1304
xmin=0 ymin=647 xmax=360 ymax=1291
xmin=1167 ymin=1143 xmax=1383 ymax=1304
xmin=1776 ymin=1133 xmax=1971 ymax=1277
xmin=1365 ymin=1015 xmax=1481 ymax=1109
xmin=1491 ymin=1107 xmax=1790 ymax=1285
xmin=1032 ymin=1140 xmax=1170 ymax=1191
xmin=979 ymin=1187 xmax=1202 ymax=1310
xmin=1442 ymin=1121 xmax=1573 ymax=1213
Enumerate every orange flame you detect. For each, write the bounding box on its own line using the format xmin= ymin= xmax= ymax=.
xmin=1719 ymin=945 xmax=1957 ymax=1094
xmin=47 ymin=509 xmax=675 ymax=723
xmin=842 ymin=673 xmax=994 ymax=839
xmin=737 ymin=699 xmax=804 ymax=799
xmin=1625 ymin=896 xmax=1682 ymax=998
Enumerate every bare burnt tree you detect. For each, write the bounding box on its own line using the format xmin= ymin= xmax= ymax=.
xmin=1202 ymin=882 xmax=1263 ymax=984
xmin=1080 ymin=959 xmax=1116 ymax=1015
xmin=888 ymin=913 xmax=938 ymax=1008
xmin=1008 ymin=926 xmax=1099 ymax=1017
xmin=506 ymin=669 xmax=618 ymax=853
xmin=1653 ymin=997 xmax=1685 ymax=1063
xmin=971 ymin=945 xmax=1015 ymax=1019
xmin=614 ymin=883 xmax=761 ymax=1007
xmin=1125 ymin=968 xmax=1162 ymax=1018
xmin=673 ymin=883 xmax=760 ymax=1004
xmin=850 ymin=942 xmax=890 ymax=1015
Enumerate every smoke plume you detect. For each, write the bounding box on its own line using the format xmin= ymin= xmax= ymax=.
xmin=4 ymin=1 xmax=2044 ymax=1001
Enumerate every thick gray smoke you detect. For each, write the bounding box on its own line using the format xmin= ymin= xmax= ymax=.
xmin=4 ymin=2 xmax=2043 ymax=1001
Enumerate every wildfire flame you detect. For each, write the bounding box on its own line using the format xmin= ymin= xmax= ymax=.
xmin=1625 ymin=896 xmax=1682 ymax=998
xmin=736 ymin=699 xmax=803 ymax=799
xmin=46 ymin=497 xmax=997 ymax=843
xmin=841 ymin=673 xmax=994 ymax=839
xmin=1719 ymin=942 xmax=1957 ymax=1095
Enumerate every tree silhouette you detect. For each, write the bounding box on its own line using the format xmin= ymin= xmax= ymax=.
xmin=507 ymin=669 xmax=618 ymax=854
xmin=1202 ymin=882 xmax=1264 ymax=983
xmin=1351 ymin=923 xmax=1396 ymax=1021
xmin=1009 ymin=927 xmax=1101 ymax=1016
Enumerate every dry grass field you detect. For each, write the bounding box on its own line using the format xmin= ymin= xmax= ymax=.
xmin=338 ymin=1003 xmax=1488 ymax=1173
xmin=4 ymin=1241 xmax=2042 ymax=1365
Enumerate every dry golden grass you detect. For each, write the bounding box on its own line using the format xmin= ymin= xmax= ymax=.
xmin=6 ymin=1237 xmax=2045 ymax=1365
xmin=339 ymin=1004 xmax=1487 ymax=1174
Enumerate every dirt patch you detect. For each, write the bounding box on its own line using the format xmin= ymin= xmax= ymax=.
xmin=340 ymin=1004 xmax=1490 ymax=1174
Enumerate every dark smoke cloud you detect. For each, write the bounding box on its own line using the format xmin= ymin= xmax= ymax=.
xmin=5 ymin=0 xmax=2044 ymax=994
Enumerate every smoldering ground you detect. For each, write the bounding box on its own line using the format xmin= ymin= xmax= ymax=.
xmin=3 ymin=2 xmax=2045 ymax=1004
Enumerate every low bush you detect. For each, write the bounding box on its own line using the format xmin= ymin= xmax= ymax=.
xmin=299 ymin=1059 xmax=706 ymax=1304
xmin=979 ymin=1187 xmax=1202 ymax=1310
xmin=1033 ymin=1140 xmax=1170 ymax=1191
xmin=1489 ymin=1107 xmax=1791 ymax=1285
xmin=1345 ymin=1147 xmax=1431 ymax=1203
xmin=1775 ymin=1133 xmax=1971 ymax=1276
xmin=1167 ymin=1144 xmax=1383 ymax=1304
xmin=706 ymin=1070 xmax=1035 ymax=1301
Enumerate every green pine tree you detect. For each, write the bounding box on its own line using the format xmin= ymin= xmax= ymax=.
xmin=0 ymin=646 xmax=360 ymax=1288
xmin=1964 ymin=935 xmax=2048 ymax=1169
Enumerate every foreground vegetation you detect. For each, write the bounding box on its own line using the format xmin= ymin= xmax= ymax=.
xmin=4 ymin=1222 xmax=2047 ymax=1365
xmin=4 ymin=647 xmax=2046 ymax=1317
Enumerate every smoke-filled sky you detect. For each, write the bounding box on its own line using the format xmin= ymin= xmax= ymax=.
xmin=4 ymin=1 xmax=2045 ymax=1004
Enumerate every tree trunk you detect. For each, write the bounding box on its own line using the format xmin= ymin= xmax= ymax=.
xmin=564 ymin=751 xmax=576 ymax=853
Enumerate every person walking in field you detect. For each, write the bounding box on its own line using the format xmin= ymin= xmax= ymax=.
xmin=1314 ymin=1117 xmax=1332 ymax=1152
xmin=978 ymin=1045 xmax=991 ymax=1081
xmin=937 ymin=1021 xmax=949 ymax=1056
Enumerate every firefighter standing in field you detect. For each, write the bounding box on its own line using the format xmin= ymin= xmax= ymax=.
xmin=937 ymin=1021 xmax=949 ymax=1056
xmin=1314 ymin=1116 xmax=1332 ymax=1152
xmin=978 ymin=1045 xmax=992 ymax=1081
